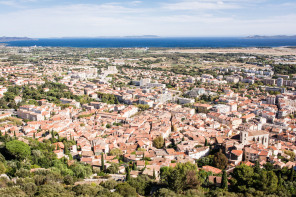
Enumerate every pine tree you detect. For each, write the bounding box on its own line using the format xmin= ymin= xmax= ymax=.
xmin=221 ymin=170 xmax=228 ymax=190
xmin=101 ymin=153 xmax=105 ymax=172
xmin=126 ymin=166 xmax=131 ymax=181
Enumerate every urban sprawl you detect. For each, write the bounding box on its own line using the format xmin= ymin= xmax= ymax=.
xmin=0 ymin=46 xmax=296 ymax=196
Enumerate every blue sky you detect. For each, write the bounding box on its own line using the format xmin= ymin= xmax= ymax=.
xmin=0 ymin=0 xmax=295 ymax=37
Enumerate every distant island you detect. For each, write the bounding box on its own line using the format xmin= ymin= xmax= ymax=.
xmin=0 ymin=36 xmax=36 ymax=42
xmin=123 ymin=35 xmax=160 ymax=38
xmin=246 ymin=35 xmax=296 ymax=39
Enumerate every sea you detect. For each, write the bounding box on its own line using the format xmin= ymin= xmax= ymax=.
xmin=3 ymin=37 xmax=296 ymax=48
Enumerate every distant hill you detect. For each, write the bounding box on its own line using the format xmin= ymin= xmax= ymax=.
xmin=0 ymin=36 xmax=36 ymax=42
xmin=246 ymin=35 xmax=296 ymax=39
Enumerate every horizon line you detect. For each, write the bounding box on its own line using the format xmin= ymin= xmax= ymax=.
xmin=2 ymin=35 xmax=296 ymax=39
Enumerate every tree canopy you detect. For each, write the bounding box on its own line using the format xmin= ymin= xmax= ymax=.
xmin=153 ymin=136 xmax=164 ymax=149
xmin=213 ymin=152 xmax=228 ymax=170
xmin=6 ymin=140 xmax=31 ymax=160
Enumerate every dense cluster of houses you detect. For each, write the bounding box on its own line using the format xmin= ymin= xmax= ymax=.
xmin=1 ymin=47 xmax=296 ymax=180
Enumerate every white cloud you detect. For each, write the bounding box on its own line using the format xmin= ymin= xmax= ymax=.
xmin=0 ymin=0 xmax=19 ymax=7
xmin=0 ymin=0 xmax=39 ymax=10
xmin=129 ymin=1 xmax=142 ymax=6
xmin=161 ymin=0 xmax=272 ymax=11
xmin=154 ymin=14 xmax=233 ymax=23
xmin=0 ymin=0 xmax=36 ymax=7
xmin=163 ymin=0 xmax=241 ymax=11
xmin=0 ymin=1 xmax=295 ymax=37
xmin=0 ymin=3 xmax=145 ymax=37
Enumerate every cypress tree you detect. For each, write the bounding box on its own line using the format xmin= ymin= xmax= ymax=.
xmin=204 ymin=138 xmax=208 ymax=146
xmin=33 ymin=132 xmax=35 ymax=139
xmin=278 ymin=173 xmax=283 ymax=187
xmin=290 ymin=166 xmax=294 ymax=182
xmin=254 ymin=160 xmax=260 ymax=173
xmin=133 ymin=162 xmax=136 ymax=170
xmin=0 ymin=131 xmax=2 ymax=137
xmin=64 ymin=143 xmax=69 ymax=154
xmin=171 ymin=139 xmax=177 ymax=150
xmin=153 ymin=169 xmax=156 ymax=180
xmin=101 ymin=153 xmax=105 ymax=172
xmin=115 ymin=97 xmax=119 ymax=104
xmin=126 ymin=166 xmax=131 ymax=181
xmin=51 ymin=130 xmax=54 ymax=142
xmin=221 ymin=169 xmax=228 ymax=190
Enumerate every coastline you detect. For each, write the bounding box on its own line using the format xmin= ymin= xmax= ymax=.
xmin=2 ymin=37 xmax=296 ymax=49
